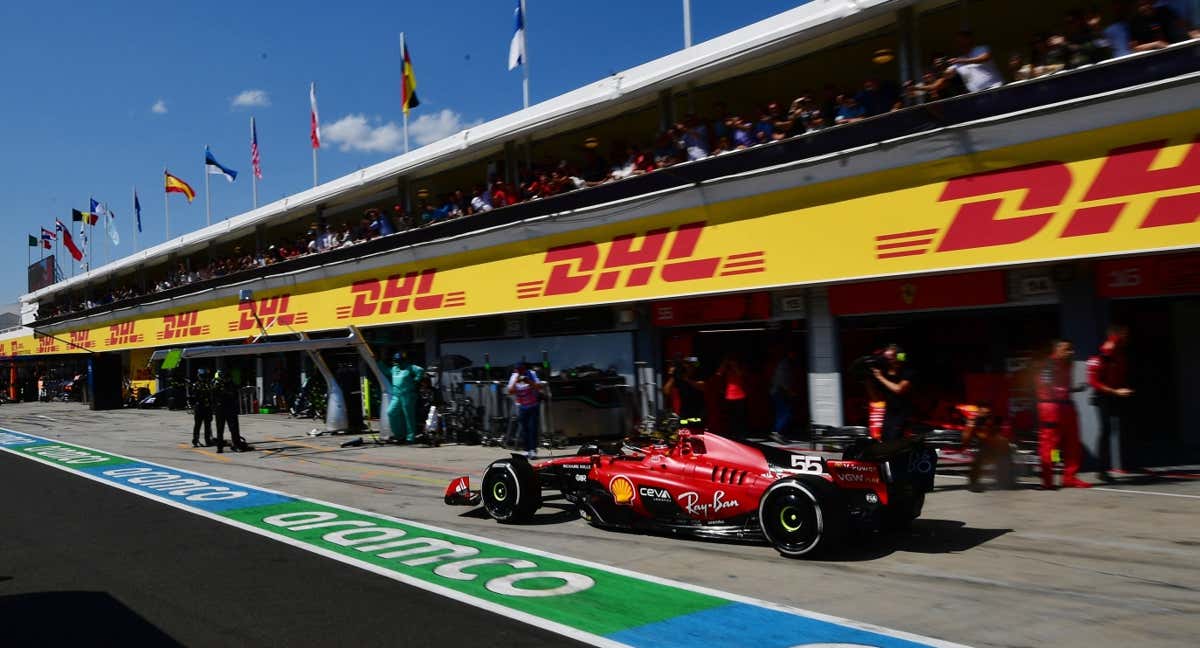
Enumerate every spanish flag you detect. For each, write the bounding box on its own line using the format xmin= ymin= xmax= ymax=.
xmin=164 ymin=170 xmax=196 ymax=202
xmin=402 ymin=41 xmax=420 ymax=115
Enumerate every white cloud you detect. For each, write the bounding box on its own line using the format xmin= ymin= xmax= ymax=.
xmin=151 ymin=99 xmax=168 ymax=114
xmin=231 ymin=89 xmax=271 ymax=108
xmin=322 ymin=114 xmax=404 ymax=153
xmin=322 ymin=109 xmax=481 ymax=153
xmin=410 ymin=109 xmax=483 ymax=146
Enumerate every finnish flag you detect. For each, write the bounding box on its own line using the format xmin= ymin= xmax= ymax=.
xmin=205 ymin=146 xmax=238 ymax=183
xmin=508 ymin=1 xmax=525 ymax=71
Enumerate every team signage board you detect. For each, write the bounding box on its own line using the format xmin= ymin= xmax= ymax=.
xmin=7 ymin=110 xmax=1199 ymax=357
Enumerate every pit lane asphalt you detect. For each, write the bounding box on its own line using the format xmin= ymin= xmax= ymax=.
xmin=0 ymin=450 xmax=581 ymax=647
xmin=4 ymin=402 xmax=1200 ymax=648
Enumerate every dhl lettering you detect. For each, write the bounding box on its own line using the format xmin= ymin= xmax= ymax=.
xmin=518 ymin=222 xmax=765 ymax=299
xmin=877 ymin=136 xmax=1200 ymax=258
xmin=36 ymin=335 xmax=60 ymax=354
xmin=69 ymin=330 xmax=96 ymax=349
xmin=106 ymin=322 xmax=143 ymax=346
xmin=335 ymin=269 xmax=465 ymax=320
xmin=157 ymin=311 xmax=211 ymax=341
xmin=227 ymin=295 xmax=309 ymax=332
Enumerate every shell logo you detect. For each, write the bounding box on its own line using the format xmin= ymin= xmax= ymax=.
xmin=609 ymin=475 xmax=635 ymax=505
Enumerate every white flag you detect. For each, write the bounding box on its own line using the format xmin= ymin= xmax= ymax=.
xmin=309 ymin=82 xmax=321 ymax=149
xmin=508 ymin=1 xmax=525 ymax=71
xmin=104 ymin=205 xmax=120 ymax=246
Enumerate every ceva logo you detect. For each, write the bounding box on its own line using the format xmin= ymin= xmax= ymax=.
xmin=875 ymin=136 xmax=1200 ymax=259
xmin=336 ymin=268 xmax=466 ymax=320
xmin=517 ymin=221 xmax=765 ymax=299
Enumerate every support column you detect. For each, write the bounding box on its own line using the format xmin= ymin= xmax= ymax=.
xmin=633 ymin=303 xmax=660 ymax=419
xmin=657 ymin=89 xmax=673 ymax=134
xmin=896 ymin=6 xmax=921 ymax=88
xmin=1057 ymin=264 xmax=1106 ymax=463
xmin=255 ymin=356 xmax=264 ymax=411
xmin=503 ymin=140 xmax=518 ymax=188
xmin=1172 ymin=301 xmax=1200 ymax=448
xmin=806 ymin=287 xmax=843 ymax=428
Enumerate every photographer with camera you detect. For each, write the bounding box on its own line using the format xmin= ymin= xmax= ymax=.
xmin=964 ymin=402 xmax=1015 ymax=492
xmin=864 ymin=344 xmax=914 ymax=442
xmin=663 ymin=356 xmax=706 ymax=425
xmin=507 ymin=362 xmax=544 ymax=459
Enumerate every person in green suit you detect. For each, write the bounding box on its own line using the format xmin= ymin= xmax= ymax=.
xmin=387 ymin=352 xmax=424 ymax=443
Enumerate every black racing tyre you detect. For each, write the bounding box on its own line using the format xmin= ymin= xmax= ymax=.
xmin=882 ymin=490 xmax=925 ymax=532
xmin=481 ymin=456 xmax=541 ymax=523
xmin=758 ymin=476 xmax=847 ymax=558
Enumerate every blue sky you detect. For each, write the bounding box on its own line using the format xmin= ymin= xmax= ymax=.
xmin=1 ymin=0 xmax=806 ymax=303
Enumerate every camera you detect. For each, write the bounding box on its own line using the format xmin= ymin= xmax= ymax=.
xmin=848 ymin=353 xmax=886 ymax=382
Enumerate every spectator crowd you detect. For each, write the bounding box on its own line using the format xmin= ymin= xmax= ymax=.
xmin=42 ymin=0 xmax=1198 ymax=319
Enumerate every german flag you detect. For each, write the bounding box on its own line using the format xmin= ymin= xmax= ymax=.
xmin=164 ymin=170 xmax=196 ymax=202
xmin=402 ymin=42 xmax=419 ymax=115
xmin=71 ymin=209 xmax=98 ymax=225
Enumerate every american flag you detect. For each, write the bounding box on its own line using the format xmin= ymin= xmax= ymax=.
xmin=251 ymin=116 xmax=263 ymax=180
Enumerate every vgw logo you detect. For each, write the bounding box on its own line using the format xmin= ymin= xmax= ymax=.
xmin=106 ymin=322 xmax=143 ymax=346
xmin=517 ymin=221 xmax=766 ymax=299
xmin=227 ymin=295 xmax=309 ymax=332
xmin=156 ymin=311 xmax=211 ymax=341
xmin=875 ymin=136 xmax=1200 ymax=258
xmin=336 ymin=268 xmax=465 ymax=319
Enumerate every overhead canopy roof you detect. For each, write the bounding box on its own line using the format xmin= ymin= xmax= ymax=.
xmin=24 ymin=0 xmax=913 ymax=304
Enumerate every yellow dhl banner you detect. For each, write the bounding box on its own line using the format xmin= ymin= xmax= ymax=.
xmin=6 ymin=109 xmax=1199 ymax=358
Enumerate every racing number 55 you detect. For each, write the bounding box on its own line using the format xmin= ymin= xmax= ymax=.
xmin=790 ymin=455 xmax=824 ymax=474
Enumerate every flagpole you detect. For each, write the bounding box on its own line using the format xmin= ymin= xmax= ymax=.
xmin=251 ymin=117 xmax=259 ymax=209
xmin=204 ymin=146 xmax=212 ymax=226
xmin=132 ymin=187 xmax=138 ymax=253
xmin=521 ymin=0 xmax=530 ymax=109
xmin=401 ymin=31 xmax=410 ymax=153
xmin=683 ymin=0 xmax=692 ymax=48
xmin=103 ymin=203 xmax=110 ymax=267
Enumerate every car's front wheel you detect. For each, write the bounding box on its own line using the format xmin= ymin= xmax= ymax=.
xmin=758 ymin=477 xmax=846 ymax=558
xmin=481 ymin=456 xmax=540 ymax=523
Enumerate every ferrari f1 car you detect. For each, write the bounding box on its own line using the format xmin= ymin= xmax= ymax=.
xmin=445 ymin=430 xmax=937 ymax=558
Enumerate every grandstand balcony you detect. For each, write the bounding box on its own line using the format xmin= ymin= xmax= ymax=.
xmin=18 ymin=0 xmax=1200 ymax=337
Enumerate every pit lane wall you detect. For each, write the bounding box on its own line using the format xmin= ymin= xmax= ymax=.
xmin=4 ymin=106 xmax=1199 ymax=358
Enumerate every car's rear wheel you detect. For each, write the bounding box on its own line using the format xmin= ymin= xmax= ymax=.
xmin=759 ymin=477 xmax=846 ymax=558
xmin=481 ymin=456 xmax=540 ymax=523
xmin=883 ymin=490 xmax=924 ymax=532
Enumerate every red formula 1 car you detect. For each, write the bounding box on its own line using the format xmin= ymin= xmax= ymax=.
xmin=445 ymin=430 xmax=937 ymax=558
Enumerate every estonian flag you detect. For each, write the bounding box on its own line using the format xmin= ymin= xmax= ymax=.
xmin=205 ymin=146 xmax=238 ymax=183
xmin=508 ymin=0 xmax=526 ymax=71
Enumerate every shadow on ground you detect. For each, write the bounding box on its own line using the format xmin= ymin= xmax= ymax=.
xmin=0 ymin=591 xmax=181 ymax=646
xmin=825 ymin=519 xmax=1011 ymax=562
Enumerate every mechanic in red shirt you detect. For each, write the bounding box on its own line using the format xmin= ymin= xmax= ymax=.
xmin=1088 ymin=325 xmax=1136 ymax=482
xmin=716 ymin=353 xmax=749 ymax=441
xmin=1037 ymin=340 xmax=1091 ymax=489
